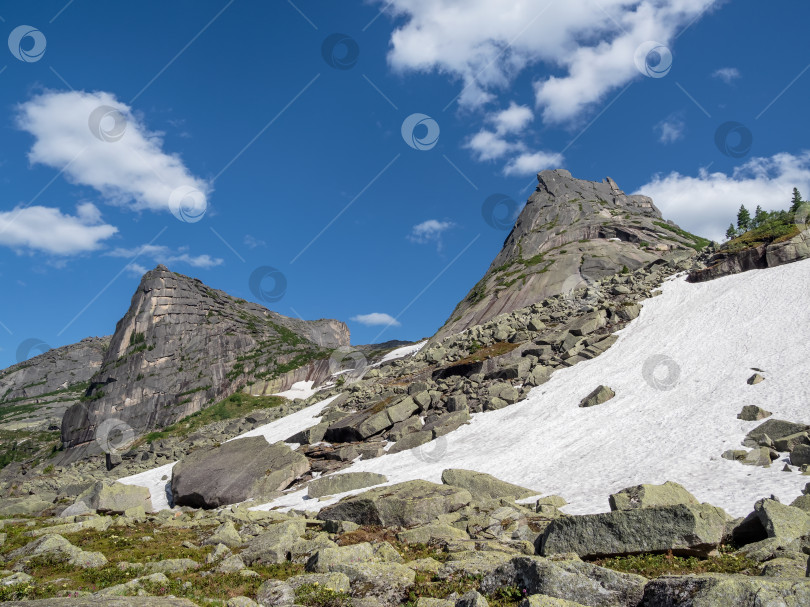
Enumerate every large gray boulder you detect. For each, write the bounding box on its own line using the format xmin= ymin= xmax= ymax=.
xmin=8 ymin=534 xmax=107 ymax=569
xmin=754 ymin=498 xmax=810 ymax=541
xmin=640 ymin=574 xmax=810 ymax=606
xmin=608 ymin=481 xmax=699 ymax=511
xmin=307 ymin=472 xmax=389 ymax=498
xmin=317 ymin=480 xmax=472 ymax=527
xmin=76 ymin=480 xmax=153 ymax=514
xmin=241 ymin=520 xmax=306 ymax=565
xmin=744 ymin=419 xmax=810 ymax=447
xmin=441 ymin=469 xmax=538 ymax=501
xmin=540 ymin=504 xmax=728 ymax=558
xmin=171 ymin=436 xmax=309 ymax=508
xmin=481 ymin=556 xmax=646 ymax=607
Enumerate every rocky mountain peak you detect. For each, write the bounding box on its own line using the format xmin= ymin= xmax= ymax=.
xmin=436 ymin=170 xmax=706 ymax=338
xmin=60 ymin=266 xmax=349 ymax=454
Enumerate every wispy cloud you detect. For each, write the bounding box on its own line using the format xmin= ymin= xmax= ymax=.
xmin=108 ymin=244 xmax=223 ymax=269
xmin=503 ymin=151 xmax=562 ymax=176
xmin=351 ymin=312 xmax=401 ymax=327
xmin=407 ymin=219 xmax=455 ymax=251
xmin=243 ymin=234 xmax=266 ymax=249
xmin=655 ymin=115 xmax=685 ymax=144
xmin=712 ymin=67 xmax=741 ymax=84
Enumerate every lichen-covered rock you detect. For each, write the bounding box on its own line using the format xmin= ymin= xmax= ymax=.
xmin=78 ymin=480 xmax=153 ymax=514
xmin=202 ymin=521 xmax=243 ymax=548
xmin=307 ymin=472 xmax=389 ymax=498
xmin=171 ymin=436 xmax=309 ymax=508
xmin=481 ymin=556 xmax=646 ymax=607
xmin=9 ymin=533 xmax=107 ymax=569
xmin=754 ymin=498 xmax=810 ymax=541
xmin=317 ymin=480 xmax=472 ymax=527
xmin=540 ymin=504 xmax=728 ymax=558
xmin=737 ymin=405 xmax=771 ymax=421
xmin=441 ymin=469 xmax=537 ymax=501
xmin=398 ymin=523 xmax=470 ymax=544
xmin=521 ymin=596 xmax=588 ymax=607
xmin=608 ymin=481 xmax=699 ymax=511
xmin=255 ymin=579 xmax=295 ymax=607
xmin=639 ymin=574 xmax=810 ymax=606
xmin=240 ymin=520 xmax=306 ymax=565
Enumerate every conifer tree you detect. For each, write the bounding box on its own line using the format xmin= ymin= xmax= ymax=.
xmin=736 ymin=204 xmax=751 ymax=232
xmin=753 ymin=205 xmax=768 ymax=228
xmin=791 ymin=187 xmax=803 ymax=212
xmin=725 ymin=223 xmax=737 ymax=240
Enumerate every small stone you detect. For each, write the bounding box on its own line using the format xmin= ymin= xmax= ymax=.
xmin=737 ymin=405 xmax=772 ymax=421
xmin=747 ymin=373 xmax=765 ymax=385
xmin=578 ymin=385 xmax=615 ymax=408
xmin=782 ymin=464 xmax=792 ymax=472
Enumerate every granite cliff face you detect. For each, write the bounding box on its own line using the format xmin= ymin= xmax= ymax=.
xmin=436 ymin=169 xmax=706 ymax=338
xmin=60 ymin=265 xmax=349 ymax=451
xmin=0 ymin=337 xmax=109 ymax=432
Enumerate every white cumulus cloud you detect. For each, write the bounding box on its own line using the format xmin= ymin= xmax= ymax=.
xmin=379 ymin=0 xmax=717 ymax=122
xmin=503 ymin=151 xmax=562 ymax=176
xmin=16 ymin=90 xmax=210 ymax=215
xmin=351 ymin=313 xmax=401 ymax=327
xmin=635 ymin=152 xmax=810 ymax=242
xmin=0 ymin=203 xmax=117 ymax=255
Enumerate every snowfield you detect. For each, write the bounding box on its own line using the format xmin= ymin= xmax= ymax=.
xmin=372 ymin=340 xmax=428 ymax=367
xmin=122 ymin=260 xmax=810 ymax=518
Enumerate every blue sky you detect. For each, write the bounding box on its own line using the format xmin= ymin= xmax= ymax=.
xmin=0 ymin=0 xmax=808 ymax=367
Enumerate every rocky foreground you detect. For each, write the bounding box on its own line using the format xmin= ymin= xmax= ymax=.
xmin=2 ymin=471 xmax=810 ymax=606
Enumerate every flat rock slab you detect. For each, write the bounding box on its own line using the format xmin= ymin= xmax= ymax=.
xmin=578 ymin=385 xmax=615 ymax=408
xmin=540 ymin=504 xmax=728 ymax=558
xmin=318 ymin=479 xmax=472 ymax=527
xmin=171 ymin=436 xmax=309 ymax=508
xmin=441 ymin=469 xmax=537 ymax=501
xmin=744 ymin=419 xmax=810 ymax=447
xmin=308 ymin=472 xmax=389 ymax=498
xmin=608 ymin=481 xmax=698 ymax=511
xmin=640 ymin=574 xmax=810 ymax=607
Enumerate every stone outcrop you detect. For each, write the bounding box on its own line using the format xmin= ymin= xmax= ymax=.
xmin=540 ymin=504 xmax=729 ymax=558
xmin=171 ymin=436 xmax=310 ymax=508
xmin=317 ymin=480 xmax=472 ymax=527
xmin=436 ymin=170 xmax=702 ymax=338
xmin=688 ymin=226 xmax=810 ymax=283
xmin=60 ymin=265 xmax=349 ymax=452
xmin=0 ymin=337 xmax=109 ymax=432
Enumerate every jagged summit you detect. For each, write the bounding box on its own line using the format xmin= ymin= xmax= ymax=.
xmin=60 ymin=265 xmax=349 ymax=453
xmin=436 ymin=169 xmax=707 ymax=338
